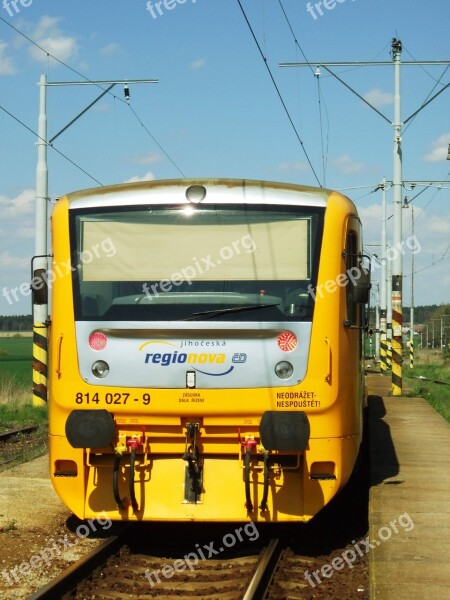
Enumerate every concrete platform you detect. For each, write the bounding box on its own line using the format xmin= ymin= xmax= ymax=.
xmin=367 ymin=374 xmax=450 ymax=600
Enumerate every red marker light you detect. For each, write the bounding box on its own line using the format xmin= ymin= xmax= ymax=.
xmin=277 ymin=331 xmax=297 ymax=352
xmin=89 ymin=331 xmax=107 ymax=351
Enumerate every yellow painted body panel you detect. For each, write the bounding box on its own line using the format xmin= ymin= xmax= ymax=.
xmin=48 ymin=182 xmax=365 ymax=522
xmin=50 ymin=433 xmax=358 ymax=522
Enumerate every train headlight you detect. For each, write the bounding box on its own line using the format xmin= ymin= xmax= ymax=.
xmin=186 ymin=184 xmax=207 ymax=203
xmin=91 ymin=360 xmax=110 ymax=378
xmin=89 ymin=331 xmax=107 ymax=351
xmin=275 ymin=361 xmax=294 ymax=379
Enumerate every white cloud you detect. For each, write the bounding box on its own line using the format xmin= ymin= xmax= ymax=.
xmin=0 ymin=252 xmax=29 ymax=269
xmin=423 ymin=133 xmax=450 ymax=162
xmin=0 ymin=189 xmax=35 ymax=219
xmin=276 ymin=161 xmax=310 ymax=172
xmin=423 ymin=213 xmax=450 ymax=234
xmin=29 ymin=16 xmax=77 ymax=64
xmin=331 ymin=155 xmax=365 ymax=175
xmin=359 ymin=203 xmax=382 ymax=222
xmin=92 ymin=102 xmax=111 ymax=113
xmin=0 ymin=41 xmax=16 ymax=75
xmin=78 ymin=61 xmax=90 ymax=72
xmin=16 ymin=225 xmax=35 ymax=239
xmin=363 ymin=88 xmax=394 ymax=108
xmin=190 ymin=58 xmax=206 ymax=69
xmin=130 ymin=153 xmax=163 ymax=165
xmin=100 ymin=43 xmax=121 ymax=57
xmin=124 ymin=171 xmax=155 ymax=183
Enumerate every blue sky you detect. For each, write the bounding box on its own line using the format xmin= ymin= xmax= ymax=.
xmin=0 ymin=0 xmax=449 ymax=316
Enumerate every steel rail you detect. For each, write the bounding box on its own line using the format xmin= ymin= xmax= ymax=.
xmin=243 ymin=538 xmax=281 ymax=600
xmin=0 ymin=425 xmax=39 ymax=442
xmin=27 ymin=535 xmax=122 ymax=600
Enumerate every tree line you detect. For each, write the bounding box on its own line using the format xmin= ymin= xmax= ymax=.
xmin=0 ymin=315 xmax=33 ymax=331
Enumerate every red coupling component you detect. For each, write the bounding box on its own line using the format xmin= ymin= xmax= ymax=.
xmin=127 ymin=435 xmax=144 ymax=450
xmin=238 ymin=428 xmax=257 ymax=451
xmin=240 ymin=437 xmax=257 ymax=452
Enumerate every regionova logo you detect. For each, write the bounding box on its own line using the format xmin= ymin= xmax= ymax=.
xmin=139 ymin=340 xmax=247 ymax=377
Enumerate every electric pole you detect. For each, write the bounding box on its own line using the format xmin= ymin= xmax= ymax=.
xmin=379 ymin=177 xmax=388 ymax=373
xmin=280 ymin=44 xmax=450 ymax=395
xmin=410 ymin=201 xmax=415 ymax=368
xmin=32 ymin=76 xmax=158 ymax=406
xmin=32 ymin=74 xmax=49 ymax=407
xmin=390 ymin=39 xmax=403 ymax=395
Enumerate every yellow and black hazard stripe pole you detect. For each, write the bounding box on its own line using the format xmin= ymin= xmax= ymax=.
xmin=409 ymin=338 xmax=414 ymax=369
xmin=32 ymin=325 xmax=48 ymax=406
xmin=391 ymin=277 xmax=403 ymax=396
xmin=380 ymin=310 xmax=387 ymax=373
xmin=386 ymin=324 xmax=392 ymax=370
xmin=32 ymin=74 xmax=49 ymax=407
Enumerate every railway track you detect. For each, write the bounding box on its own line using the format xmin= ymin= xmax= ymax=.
xmin=0 ymin=425 xmax=39 ymax=443
xmin=28 ymin=537 xmax=282 ymax=600
xmin=28 ymin=535 xmax=368 ymax=599
xmin=27 ymin=424 xmax=369 ymax=599
xmin=0 ymin=424 xmax=45 ymax=468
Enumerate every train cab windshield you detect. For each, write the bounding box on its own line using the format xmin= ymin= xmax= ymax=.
xmin=70 ymin=204 xmax=324 ymax=322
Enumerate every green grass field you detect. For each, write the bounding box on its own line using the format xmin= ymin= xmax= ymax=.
xmin=0 ymin=335 xmax=48 ymax=434
xmin=0 ymin=336 xmax=33 ymax=388
xmin=405 ymin=349 xmax=450 ymax=422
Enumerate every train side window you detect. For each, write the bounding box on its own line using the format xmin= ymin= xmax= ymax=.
xmin=346 ymin=232 xmax=357 ymax=325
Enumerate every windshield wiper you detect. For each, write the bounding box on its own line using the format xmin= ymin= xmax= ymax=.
xmin=183 ymin=303 xmax=280 ymax=321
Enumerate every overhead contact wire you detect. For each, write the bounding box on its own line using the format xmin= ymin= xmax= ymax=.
xmin=278 ymin=0 xmax=330 ymax=183
xmin=316 ymin=75 xmax=327 ymax=186
xmin=127 ymin=104 xmax=186 ymax=177
xmin=235 ymin=0 xmax=322 ymax=187
xmin=0 ymin=104 xmax=103 ymax=186
xmin=1 ymin=16 xmax=185 ymax=178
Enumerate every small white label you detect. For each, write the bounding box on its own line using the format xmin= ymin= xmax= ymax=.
xmin=186 ymin=371 xmax=196 ymax=389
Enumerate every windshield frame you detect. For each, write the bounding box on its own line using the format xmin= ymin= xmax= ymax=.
xmin=69 ymin=203 xmax=324 ymax=322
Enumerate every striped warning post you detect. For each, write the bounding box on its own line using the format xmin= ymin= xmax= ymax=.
xmin=386 ymin=324 xmax=392 ymax=370
xmin=380 ymin=333 xmax=387 ymax=372
xmin=32 ymin=325 xmax=48 ymax=406
xmin=391 ymin=282 xmax=403 ymax=396
xmin=409 ymin=339 xmax=414 ymax=369
xmin=380 ymin=312 xmax=387 ymax=373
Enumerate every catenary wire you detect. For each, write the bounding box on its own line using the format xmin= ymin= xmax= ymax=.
xmin=0 ymin=15 xmax=184 ymax=178
xmin=404 ymin=171 xmax=450 ymax=234
xmin=316 ymin=74 xmax=327 ymax=186
xmin=412 ymin=243 xmax=450 ymax=275
xmin=277 ymin=0 xmax=315 ymax=75
xmin=126 ymin=105 xmax=186 ymax=177
xmin=235 ymin=0 xmax=322 ymax=186
xmin=278 ymin=0 xmax=330 ymax=183
xmin=403 ymin=45 xmax=449 ymax=85
xmin=403 ymin=64 xmax=449 ymax=133
xmin=0 ymin=104 xmax=103 ymax=186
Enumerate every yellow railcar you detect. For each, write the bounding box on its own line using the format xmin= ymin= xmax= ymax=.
xmin=43 ymin=179 xmax=369 ymax=522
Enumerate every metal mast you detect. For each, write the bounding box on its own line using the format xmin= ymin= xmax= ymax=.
xmin=32 ymin=76 xmax=158 ymax=406
xmin=32 ymin=74 xmax=49 ymax=407
xmin=379 ymin=177 xmax=388 ymax=373
xmin=390 ymin=39 xmax=403 ymax=395
xmin=280 ymin=45 xmax=450 ymax=394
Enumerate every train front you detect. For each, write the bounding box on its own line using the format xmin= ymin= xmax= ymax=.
xmin=49 ymin=179 xmax=364 ymax=522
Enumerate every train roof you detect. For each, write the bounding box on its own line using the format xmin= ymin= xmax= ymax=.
xmin=62 ymin=178 xmax=355 ymax=211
